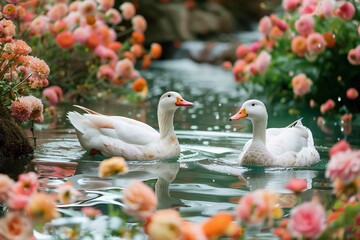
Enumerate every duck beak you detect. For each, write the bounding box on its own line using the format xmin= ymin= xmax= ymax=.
xmin=229 ymin=107 xmax=247 ymax=121
xmin=175 ymin=97 xmax=194 ymax=107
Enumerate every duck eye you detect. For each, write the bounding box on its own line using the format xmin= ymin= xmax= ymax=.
xmin=251 ymin=103 xmax=255 ymax=106
xmin=168 ymin=95 xmax=171 ymax=97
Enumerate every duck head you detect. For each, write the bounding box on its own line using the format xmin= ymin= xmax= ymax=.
xmin=229 ymin=99 xmax=268 ymax=122
xmin=158 ymin=91 xmax=194 ymax=112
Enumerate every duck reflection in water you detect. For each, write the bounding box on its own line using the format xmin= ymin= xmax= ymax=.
xmin=67 ymin=160 xmax=183 ymax=210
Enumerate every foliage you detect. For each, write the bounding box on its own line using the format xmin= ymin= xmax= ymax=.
xmin=231 ymin=0 xmax=360 ymax=117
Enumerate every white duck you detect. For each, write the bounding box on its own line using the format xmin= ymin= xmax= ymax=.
xmin=229 ymin=99 xmax=320 ymax=167
xmin=67 ymin=91 xmax=194 ymax=160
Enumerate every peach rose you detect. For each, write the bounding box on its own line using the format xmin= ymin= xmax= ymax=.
xmin=0 ymin=212 xmax=33 ymax=240
xmin=114 ymin=58 xmax=135 ymax=78
xmin=26 ymin=193 xmax=59 ymax=224
xmin=347 ymin=47 xmax=360 ymax=65
xmin=326 ymin=149 xmax=360 ymax=184
xmin=291 ymin=73 xmax=312 ymax=96
xmin=146 ymin=209 xmax=183 ymax=240
xmin=13 ymin=172 xmax=38 ymax=196
xmin=306 ymin=32 xmax=326 ymax=54
xmin=291 ymin=35 xmax=307 ymax=57
xmin=57 ymin=182 xmax=81 ymax=204
xmin=123 ymin=180 xmax=157 ymax=220
xmin=295 ymin=15 xmax=314 ymax=36
xmin=287 ymin=201 xmax=326 ymax=238
xmin=316 ymin=0 xmax=335 ymax=18
xmin=132 ymin=15 xmax=147 ymax=33
xmin=98 ymin=157 xmax=128 ymax=177
xmin=285 ymin=179 xmax=307 ymax=194
xmin=232 ymin=60 xmax=248 ymax=83
xmin=120 ymin=2 xmax=135 ymax=20
xmin=252 ymin=51 xmax=271 ymax=75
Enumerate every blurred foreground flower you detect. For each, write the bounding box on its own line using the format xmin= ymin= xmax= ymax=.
xmin=98 ymin=156 xmax=129 ymax=177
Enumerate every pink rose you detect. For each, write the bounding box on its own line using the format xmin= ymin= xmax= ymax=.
xmin=120 ymin=2 xmax=135 ymax=20
xmin=132 ymin=15 xmax=147 ymax=33
xmin=317 ymin=0 xmax=335 ymax=18
xmin=291 ymin=35 xmax=307 ymax=57
xmin=146 ymin=209 xmax=183 ymax=240
xmin=306 ymin=32 xmax=326 ymax=54
xmin=13 ymin=172 xmax=38 ymax=196
xmin=291 ymin=73 xmax=312 ymax=96
xmin=42 ymin=86 xmax=63 ymax=106
xmin=235 ymin=189 xmax=280 ymax=225
xmin=336 ymin=2 xmax=355 ymax=21
xmin=347 ymin=46 xmax=360 ymax=65
xmin=258 ymin=16 xmax=272 ymax=36
xmin=329 ymin=140 xmax=350 ymax=157
xmin=320 ymin=99 xmax=335 ymax=114
xmin=114 ymin=58 xmax=134 ymax=78
xmin=346 ymin=87 xmax=359 ymax=100
xmin=287 ymin=201 xmax=326 ymax=238
xmin=285 ymin=179 xmax=307 ymax=193
xmin=282 ymin=0 xmax=301 ymax=11
xmin=326 ymin=149 xmax=360 ymax=184
xmin=236 ymin=44 xmax=249 ymax=59
xmin=253 ymin=51 xmax=271 ymax=74
xmin=295 ymin=15 xmax=314 ymax=36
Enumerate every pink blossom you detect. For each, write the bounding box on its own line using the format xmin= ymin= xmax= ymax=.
xmin=30 ymin=15 xmax=50 ymax=36
xmin=13 ymin=172 xmax=39 ymax=196
xmin=336 ymin=2 xmax=355 ymax=21
xmin=69 ymin=1 xmax=81 ymax=11
xmin=63 ymin=11 xmax=81 ymax=30
xmin=132 ymin=15 xmax=147 ymax=33
xmin=291 ymin=73 xmax=312 ymax=96
xmin=97 ymin=64 xmax=115 ymax=81
xmin=95 ymin=45 xmax=118 ymax=65
xmin=10 ymin=98 xmax=32 ymax=122
xmin=295 ymin=15 xmax=314 ymax=36
xmin=232 ymin=60 xmax=247 ymax=83
xmin=105 ymin=8 xmax=122 ymax=25
xmin=78 ymin=0 xmax=97 ymax=17
xmin=120 ymin=2 xmax=135 ymax=20
xmin=0 ymin=212 xmax=33 ymax=240
xmin=346 ymin=88 xmax=359 ymax=100
xmin=115 ymin=58 xmax=134 ymax=78
xmin=235 ymin=189 xmax=280 ymax=225
xmin=22 ymin=96 xmax=44 ymax=122
xmin=285 ymin=179 xmax=307 ymax=193
xmin=306 ymin=32 xmax=326 ymax=54
xmin=258 ymin=16 xmax=272 ymax=36
xmin=347 ymin=46 xmax=360 ymax=65
xmin=57 ymin=182 xmax=81 ymax=204
xmin=98 ymin=0 xmax=114 ymax=11
xmin=0 ymin=174 xmax=15 ymax=202
xmin=73 ymin=26 xmax=91 ymax=43
xmin=300 ymin=0 xmax=318 ymax=14
xmin=253 ymin=51 xmax=271 ymax=74
xmin=123 ymin=180 xmax=157 ymax=220
xmin=309 ymin=99 xmax=316 ymax=108
xmin=47 ymin=3 xmax=68 ymax=22
xmin=42 ymin=86 xmax=63 ymax=105
xmin=236 ymin=44 xmax=249 ymax=58
xmin=274 ymin=19 xmax=288 ymax=32
xmin=249 ymin=41 xmax=261 ymax=52
xmin=329 ymin=140 xmax=350 ymax=157
xmin=316 ymin=0 xmax=335 ymax=18
xmin=326 ymin=149 xmax=360 ymax=184
xmin=320 ymin=99 xmax=335 ymax=114
xmin=287 ymin=201 xmax=326 ymax=238
xmin=7 ymin=194 xmax=29 ymax=210
xmin=282 ymin=0 xmax=301 ymax=11
xmin=13 ymin=40 xmax=32 ymax=55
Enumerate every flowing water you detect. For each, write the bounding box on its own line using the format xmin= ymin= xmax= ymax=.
xmin=25 ymin=59 xmax=360 ymax=239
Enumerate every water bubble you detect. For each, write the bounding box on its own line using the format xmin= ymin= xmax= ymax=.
xmin=225 ymin=125 xmax=231 ymax=129
xmin=218 ymin=103 xmax=222 ymax=107
xmin=212 ymin=179 xmax=215 ymax=183
xmin=191 ymin=114 xmax=197 ymax=119
xmin=190 ymin=125 xmax=198 ymax=130
xmin=337 ymin=97 xmax=341 ymax=102
xmin=207 ymin=127 xmax=213 ymax=131
xmin=213 ymin=126 xmax=220 ymax=130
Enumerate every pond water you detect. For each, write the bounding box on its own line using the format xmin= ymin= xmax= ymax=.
xmin=29 ymin=59 xmax=360 ymax=239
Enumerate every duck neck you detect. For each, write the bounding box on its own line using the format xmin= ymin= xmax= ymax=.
xmin=158 ymin=108 xmax=176 ymax=139
xmin=251 ymin=118 xmax=267 ymax=145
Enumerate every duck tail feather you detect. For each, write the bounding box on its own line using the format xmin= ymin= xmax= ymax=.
xmin=67 ymin=111 xmax=90 ymax=134
xmin=286 ymin=118 xmax=303 ymax=128
xmin=73 ymin=105 xmax=102 ymax=115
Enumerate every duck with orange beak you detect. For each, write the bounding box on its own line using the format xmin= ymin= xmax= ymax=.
xmin=68 ymin=91 xmax=194 ymax=160
xmin=229 ymin=99 xmax=319 ymax=166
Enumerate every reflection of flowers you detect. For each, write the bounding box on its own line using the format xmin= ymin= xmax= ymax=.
xmin=231 ymin=0 xmax=360 ymax=116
